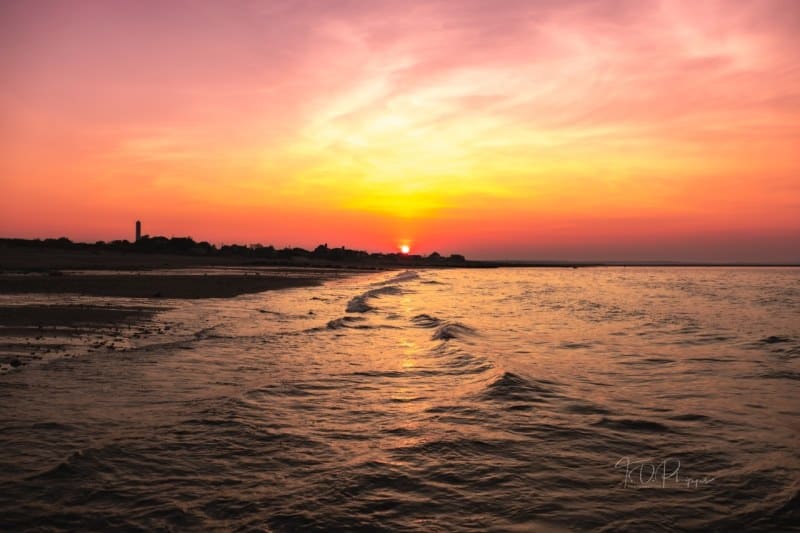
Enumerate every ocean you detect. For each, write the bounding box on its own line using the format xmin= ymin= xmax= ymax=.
xmin=1 ymin=267 xmax=798 ymax=531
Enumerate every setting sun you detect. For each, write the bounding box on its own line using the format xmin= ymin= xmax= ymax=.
xmin=400 ymin=245 xmax=411 ymax=255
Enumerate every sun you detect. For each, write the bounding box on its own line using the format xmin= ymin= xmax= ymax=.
xmin=400 ymin=244 xmax=410 ymax=254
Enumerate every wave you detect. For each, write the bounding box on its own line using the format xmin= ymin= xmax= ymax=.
xmin=431 ymin=322 xmax=476 ymax=341
xmin=394 ymin=436 xmax=508 ymax=457
xmin=667 ymin=413 xmax=711 ymax=421
xmin=326 ymin=316 xmax=369 ymax=330
xmin=751 ymin=335 xmax=800 ymax=359
xmin=559 ymin=341 xmax=593 ymax=350
xmin=306 ymin=318 xmax=400 ymax=334
xmin=411 ymin=314 xmax=442 ymax=328
xmin=758 ymin=370 xmax=800 ymax=381
xmin=759 ymin=335 xmax=793 ymax=345
xmin=372 ymin=270 xmax=419 ymax=286
xmin=564 ymin=403 xmax=612 ymax=415
xmin=26 ymin=444 xmax=124 ymax=482
xmin=619 ymin=357 xmax=675 ymax=367
xmin=478 ymin=372 xmax=559 ymax=403
xmin=593 ymin=417 xmax=672 ymax=433
xmin=346 ymin=286 xmax=402 ymax=313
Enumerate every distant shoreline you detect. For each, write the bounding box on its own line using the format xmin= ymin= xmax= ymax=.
xmin=1 ymin=241 xmax=797 ymax=272
xmin=493 ymin=262 xmax=800 ymax=268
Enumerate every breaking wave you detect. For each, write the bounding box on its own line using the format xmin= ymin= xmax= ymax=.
xmin=431 ymin=322 xmax=476 ymax=341
xmin=411 ymin=314 xmax=442 ymax=328
xmin=372 ymin=270 xmax=420 ymax=286
xmin=346 ymin=286 xmax=402 ymax=313
xmin=477 ymin=372 xmax=560 ymax=403
xmin=327 ymin=316 xmax=369 ymax=330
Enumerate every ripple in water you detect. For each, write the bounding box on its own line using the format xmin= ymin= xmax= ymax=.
xmin=346 ymin=285 xmax=403 ymax=313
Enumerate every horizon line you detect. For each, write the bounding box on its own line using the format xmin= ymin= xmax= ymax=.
xmin=1 ymin=235 xmax=799 ymax=267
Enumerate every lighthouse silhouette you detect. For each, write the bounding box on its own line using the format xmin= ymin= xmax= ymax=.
xmin=135 ymin=220 xmax=141 ymax=242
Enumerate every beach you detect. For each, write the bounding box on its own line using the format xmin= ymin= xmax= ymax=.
xmin=0 ymin=266 xmax=363 ymax=371
xmin=0 ymin=271 xmax=353 ymax=299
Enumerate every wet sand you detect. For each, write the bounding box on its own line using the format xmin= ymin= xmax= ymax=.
xmin=0 ymin=268 xmax=363 ymax=371
xmin=0 ymin=304 xmax=164 ymax=371
xmin=0 ymin=247 xmax=254 ymax=271
xmin=0 ymin=272 xmax=340 ymax=299
xmin=0 ymin=304 xmax=162 ymax=327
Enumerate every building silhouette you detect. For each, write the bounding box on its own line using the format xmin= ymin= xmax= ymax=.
xmin=135 ymin=220 xmax=141 ymax=242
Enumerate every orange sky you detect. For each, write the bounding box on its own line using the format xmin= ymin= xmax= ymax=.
xmin=1 ymin=0 xmax=798 ymax=261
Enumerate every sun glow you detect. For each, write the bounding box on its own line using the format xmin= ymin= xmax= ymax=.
xmin=400 ymin=244 xmax=411 ymax=254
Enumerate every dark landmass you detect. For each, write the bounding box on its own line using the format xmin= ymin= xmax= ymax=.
xmin=1 ymin=237 xmax=796 ymax=272
xmin=0 ymin=272 xmax=350 ymax=299
xmin=0 ymin=237 xmax=475 ymax=271
xmin=0 ymin=304 xmax=160 ymax=327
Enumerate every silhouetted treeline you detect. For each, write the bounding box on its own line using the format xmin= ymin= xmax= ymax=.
xmin=0 ymin=236 xmax=469 ymax=267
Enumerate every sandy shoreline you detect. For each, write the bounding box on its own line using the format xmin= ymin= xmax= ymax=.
xmin=0 ymin=304 xmax=164 ymax=371
xmin=0 ymin=267 xmax=366 ymax=371
xmin=0 ymin=247 xmax=267 ymax=271
xmin=0 ymin=272 xmax=344 ymax=299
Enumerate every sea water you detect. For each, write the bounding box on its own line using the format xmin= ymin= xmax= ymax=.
xmin=1 ymin=267 xmax=798 ymax=530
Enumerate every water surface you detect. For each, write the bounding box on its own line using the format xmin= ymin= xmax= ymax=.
xmin=1 ymin=267 xmax=798 ymax=530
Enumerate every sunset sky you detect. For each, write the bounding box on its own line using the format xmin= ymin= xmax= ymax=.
xmin=1 ymin=0 xmax=798 ymax=261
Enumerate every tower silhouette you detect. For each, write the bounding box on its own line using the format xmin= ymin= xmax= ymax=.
xmin=135 ymin=220 xmax=141 ymax=242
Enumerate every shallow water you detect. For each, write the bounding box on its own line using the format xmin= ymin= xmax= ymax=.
xmin=1 ymin=267 xmax=798 ymax=531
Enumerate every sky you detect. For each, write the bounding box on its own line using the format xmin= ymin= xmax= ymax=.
xmin=1 ymin=0 xmax=798 ymax=262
